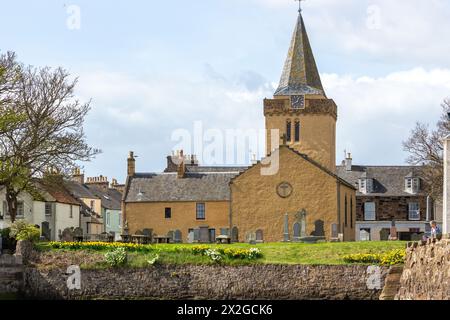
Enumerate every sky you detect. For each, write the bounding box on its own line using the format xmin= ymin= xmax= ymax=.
xmin=1 ymin=0 xmax=450 ymax=182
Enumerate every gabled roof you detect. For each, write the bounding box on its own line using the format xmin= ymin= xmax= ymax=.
xmin=37 ymin=180 xmax=81 ymax=206
xmin=336 ymin=165 xmax=427 ymax=197
xmin=231 ymin=146 xmax=356 ymax=190
xmin=124 ymin=172 xmax=240 ymax=203
xmin=274 ymin=13 xmax=325 ymax=97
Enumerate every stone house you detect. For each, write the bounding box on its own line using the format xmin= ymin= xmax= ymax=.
xmin=337 ymin=154 xmax=443 ymax=241
xmin=0 ymin=180 xmax=81 ymax=241
xmin=65 ymin=172 xmax=123 ymax=237
xmin=123 ymin=152 xmax=243 ymax=243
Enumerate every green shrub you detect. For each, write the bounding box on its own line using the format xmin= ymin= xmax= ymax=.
xmin=104 ymin=247 xmax=127 ymax=267
xmin=343 ymin=249 xmax=406 ymax=266
xmin=9 ymin=221 xmax=40 ymax=242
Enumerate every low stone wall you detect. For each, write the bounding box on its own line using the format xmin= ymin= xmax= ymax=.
xmin=23 ymin=264 xmax=388 ymax=300
xmin=0 ymin=254 xmax=24 ymax=295
xmin=396 ymin=239 xmax=450 ymax=300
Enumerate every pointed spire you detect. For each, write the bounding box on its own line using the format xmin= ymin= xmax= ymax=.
xmin=274 ymin=12 xmax=325 ymax=97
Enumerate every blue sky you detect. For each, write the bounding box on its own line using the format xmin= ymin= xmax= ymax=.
xmin=2 ymin=0 xmax=450 ymax=182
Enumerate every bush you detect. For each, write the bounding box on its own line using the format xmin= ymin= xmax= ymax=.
xmin=343 ymin=249 xmax=406 ymax=266
xmin=205 ymin=249 xmax=223 ymax=263
xmin=9 ymin=221 xmax=40 ymax=242
xmin=104 ymin=247 xmax=127 ymax=267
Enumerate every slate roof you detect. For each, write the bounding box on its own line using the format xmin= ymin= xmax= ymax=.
xmin=64 ymin=180 xmax=100 ymax=199
xmin=86 ymin=186 xmax=122 ymax=211
xmin=274 ymin=13 xmax=325 ymax=97
xmin=124 ymin=172 xmax=240 ymax=203
xmin=336 ymin=165 xmax=426 ymax=197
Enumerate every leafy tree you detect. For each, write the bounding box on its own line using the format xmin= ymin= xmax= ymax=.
xmin=403 ymin=99 xmax=450 ymax=198
xmin=0 ymin=53 xmax=99 ymax=222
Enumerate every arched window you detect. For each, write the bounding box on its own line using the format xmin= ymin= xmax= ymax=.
xmin=294 ymin=121 xmax=300 ymax=142
xmin=286 ymin=120 xmax=292 ymax=142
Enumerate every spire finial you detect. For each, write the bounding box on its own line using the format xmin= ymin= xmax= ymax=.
xmin=295 ymin=0 xmax=305 ymax=13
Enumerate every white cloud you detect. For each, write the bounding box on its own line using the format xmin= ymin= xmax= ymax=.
xmin=324 ymin=68 xmax=450 ymax=164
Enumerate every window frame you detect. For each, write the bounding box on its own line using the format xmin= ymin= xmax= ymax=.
xmin=408 ymin=202 xmax=420 ymax=221
xmin=286 ymin=120 xmax=292 ymax=142
xmin=294 ymin=120 xmax=300 ymax=142
xmin=364 ymin=202 xmax=376 ymax=221
xmin=165 ymin=207 xmax=172 ymax=219
xmin=196 ymin=203 xmax=206 ymax=220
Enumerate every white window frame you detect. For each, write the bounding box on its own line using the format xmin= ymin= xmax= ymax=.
xmin=408 ymin=202 xmax=420 ymax=221
xmin=364 ymin=202 xmax=376 ymax=221
xmin=45 ymin=202 xmax=53 ymax=217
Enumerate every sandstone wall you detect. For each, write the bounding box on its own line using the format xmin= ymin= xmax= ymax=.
xmin=23 ymin=264 xmax=387 ymax=300
xmin=396 ymin=239 xmax=450 ymax=300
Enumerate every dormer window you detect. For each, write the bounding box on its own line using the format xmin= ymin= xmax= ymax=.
xmin=405 ymin=176 xmax=420 ymax=194
xmin=358 ymin=178 xmax=373 ymax=194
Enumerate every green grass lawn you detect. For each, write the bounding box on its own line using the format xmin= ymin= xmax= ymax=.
xmin=34 ymin=241 xmax=408 ymax=268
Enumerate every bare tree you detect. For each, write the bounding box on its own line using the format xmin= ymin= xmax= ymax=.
xmin=0 ymin=56 xmax=100 ymax=222
xmin=403 ymin=99 xmax=450 ymax=199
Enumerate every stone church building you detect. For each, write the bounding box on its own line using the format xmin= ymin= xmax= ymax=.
xmin=122 ymin=11 xmax=358 ymax=243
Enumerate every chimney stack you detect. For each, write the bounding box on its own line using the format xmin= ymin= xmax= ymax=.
xmin=177 ymin=150 xmax=186 ymax=179
xmin=127 ymin=151 xmax=136 ymax=177
xmin=86 ymin=175 xmax=109 ymax=191
xmin=345 ymin=153 xmax=353 ymax=171
xmin=111 ymin=178 xmax=125 ymax=193
xmin=71 ymin=167 xmax=85 ymax=184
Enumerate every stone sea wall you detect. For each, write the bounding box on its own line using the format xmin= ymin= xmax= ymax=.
xmin=23 ymin=264 xmax=388 ymax=300
xmin=396 ymin=239 xmax=450 ymax=300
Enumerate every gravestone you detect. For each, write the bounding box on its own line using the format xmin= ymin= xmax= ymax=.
xmin=380 ymin=228 xmax=390 ymax=241
xmin=256 ymin=229 xmax=264 ymax=243
xmin=61 ymin=228 xmax=74 ymax=242
xmin=174 ymin=230 xmax=182 ymax=243
xmin=41 ymin=222 xmax=51 ymax=241
xmin=187 ymin=230 xmax=194 ymax=243
xmin=311 ymin=220 xmax=325 ymax=237
xmin=143 ymin=228 xmax=153 ymax=241
xmin=246 ymin=232 xmax=256 ymax=245
xmin=193 ymin=229 xmax=200 ymax=242
xmin=293 ymin=222 xmax=301 ymax=241
xmin=167 ymin=231 xmax=174 ymax=243
xmin=231 ymin=227 xmax=239 ymax=243
xmin=199 ymin=227 xmax=210 ymax=243
xmin=283 ymin=213 xmax=290 ymax=242
xmin=331 ymin=223 xmax=339 ymax=239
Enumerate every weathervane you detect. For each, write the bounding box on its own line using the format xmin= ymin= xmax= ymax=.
xmin=295 ymin=0 xmax=305 ymax=13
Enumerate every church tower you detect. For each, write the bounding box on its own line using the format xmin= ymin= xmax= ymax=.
xmin=265 ymin=10 xmax=337 ymax=173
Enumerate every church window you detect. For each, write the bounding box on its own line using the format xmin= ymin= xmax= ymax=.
xmin=294 ymin=121 xmax=300 ymax=142
xmin=196 ymin=203 xmax=206 ymax=220
xmin=286 ymin=120 xmax=292 ymax=142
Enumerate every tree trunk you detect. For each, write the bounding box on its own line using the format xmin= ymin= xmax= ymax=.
xmin=5 ymin=187 xmax=18 ymax=223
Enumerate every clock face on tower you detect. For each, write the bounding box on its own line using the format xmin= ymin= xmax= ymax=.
xmin=291 ymin=95 xmax=305 ymax=109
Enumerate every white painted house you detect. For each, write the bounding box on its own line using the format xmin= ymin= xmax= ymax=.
xmin=0 ymin=180 xmax=81 ymax=240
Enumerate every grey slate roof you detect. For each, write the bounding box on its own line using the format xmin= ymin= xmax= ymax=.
xmin=64 ymin=180 xmax=99 ymax=199
xmin=87 ymin=186 xmax=122 ymax=211
xmin=125 ymin=172 xmax=239 ymax=203
xmin=336 ymin=165 xmax=426 ymax=197
xmin=186 ymin=166 xmax=248 ymax=173
xmin=274 ymin=13 xmax=325 ymax=97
